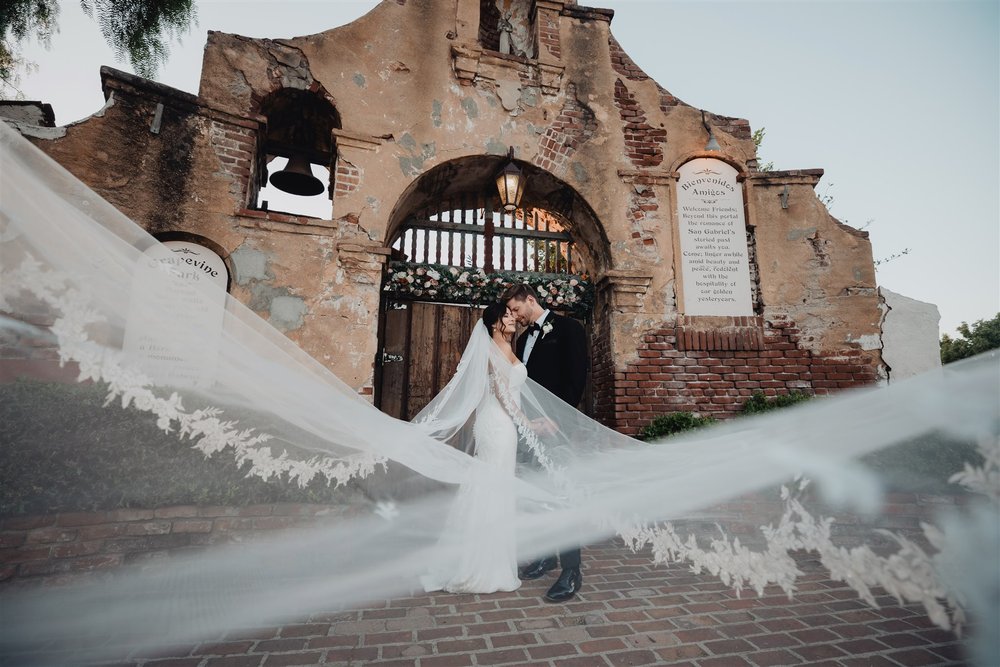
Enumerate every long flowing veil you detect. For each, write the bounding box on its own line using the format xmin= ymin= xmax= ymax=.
xmin=1 ymin=121 xmax=997 ymax=665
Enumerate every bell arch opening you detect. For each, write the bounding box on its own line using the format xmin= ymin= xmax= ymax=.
xmin=252 ymin=88 xmax=342 ymax=218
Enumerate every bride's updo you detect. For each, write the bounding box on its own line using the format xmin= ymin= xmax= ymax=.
xmin=482 ymin=301 xmax=507 ymax=338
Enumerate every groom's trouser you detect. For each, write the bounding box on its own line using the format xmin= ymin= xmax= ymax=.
xmin=558 ymin=547 xmax=581 ymax=569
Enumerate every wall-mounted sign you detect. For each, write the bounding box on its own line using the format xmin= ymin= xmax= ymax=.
xmin=676 ymin=158 xmax=753 ymax=316
xmin=123 ymin=241 xmax=228 ymax=389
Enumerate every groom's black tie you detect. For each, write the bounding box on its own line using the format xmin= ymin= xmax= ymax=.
xmin=526 ymin=322 xmax=541 ymax=334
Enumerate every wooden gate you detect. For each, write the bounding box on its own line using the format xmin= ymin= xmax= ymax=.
xmin=376 ymin=300 xmax=483 ymax=420
xmin=376 ymin=195 xmax=591 ymax=420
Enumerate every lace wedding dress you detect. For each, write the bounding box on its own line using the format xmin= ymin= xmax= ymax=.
xmin=421 ymin=362 xmax=526 ymax=594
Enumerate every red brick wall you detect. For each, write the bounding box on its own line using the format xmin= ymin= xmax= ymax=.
xmin=613 ymin=78 xmax=666 ymax=168
xmin=590 ymin=290 xmax=617 ymax=426
xmin=534 ymin=83 xmax=598 ymax=173
xmin=334 ymin=157 xmax=361 ymax=199
xmin=209 ymin=123 xmax=259 ymax=206
xmin=626 ymin=183 xmax=660 ymax=248
xmin=593 ymin=315 xmax=880 ymax=436
xmin=609 ymin=35 xmax=649 ymax=82
xmin=537 ymin=9 xmax=561 ymax=60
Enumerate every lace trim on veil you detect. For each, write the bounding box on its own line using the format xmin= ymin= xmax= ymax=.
xmin=7 ymin=250 xmax=997 ymax=637
xmin=1 ymin=254 xmax=386 ymax=488
xmin=614 ymin=464 xmax=999 ymax=635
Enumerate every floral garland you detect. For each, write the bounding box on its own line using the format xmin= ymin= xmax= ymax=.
xmin=383 ymin=261 xmax=594 ymax=316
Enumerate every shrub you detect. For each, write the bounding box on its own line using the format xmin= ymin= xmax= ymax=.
xmin=637 ymin=412 xmax=716 ymax=442
xmin=741 ymin=390 xmax=813 ymax=414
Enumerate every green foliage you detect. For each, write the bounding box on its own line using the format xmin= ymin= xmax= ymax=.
xmin=80 ymin=0 xmax=196 ymax=78
xmin=940 ymin=313 xmax=1000 ymax=364
xmin=535 ymin=242 xmax=570 ymax=273
xmin=751 ymin=127 xmax=774 ymax=172
xmin=639 ymin=391 xmax=815 ymax=442
xmin=637 ymin=412 xmax=716 ymax=442
xmin=741 ymin=390 xmax=813 ymax=415
xmin=0 ymin=379 xmax=358 ymax=517
xmin=0 ymin=0 xmax=58 ymax=94
xmin=1 ymin=0 xmax=195 ymax=94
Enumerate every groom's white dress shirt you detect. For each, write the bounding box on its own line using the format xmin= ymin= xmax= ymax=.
xmin=522 ymin=309 xmax=550 ymax=364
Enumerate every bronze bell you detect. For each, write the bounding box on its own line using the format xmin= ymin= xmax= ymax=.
xmin=268 ymin=153 xmax=325 ymax=197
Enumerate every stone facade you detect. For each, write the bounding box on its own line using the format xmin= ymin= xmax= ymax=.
xmin=5 ymin=0 xmax=884 ymax=431
xmin=879 ymin=288 xmax=942 ymax=382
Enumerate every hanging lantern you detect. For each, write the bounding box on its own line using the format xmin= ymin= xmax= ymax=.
xmin=495 ymin=147 xmax=525 ymax=213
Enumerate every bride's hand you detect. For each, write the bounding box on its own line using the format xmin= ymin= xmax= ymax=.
xmin=529 ymin=417 xmax=558 ymax=436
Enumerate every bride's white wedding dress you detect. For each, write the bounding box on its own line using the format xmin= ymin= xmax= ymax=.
xmin=421 ymin=361 xmax=526 ymax=594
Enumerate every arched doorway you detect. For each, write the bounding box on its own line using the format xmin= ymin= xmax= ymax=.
xmin=375 ymin=154 xmax=610 ymax=419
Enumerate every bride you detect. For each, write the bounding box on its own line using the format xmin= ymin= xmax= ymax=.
xmin=419 ymin=302 xmax=524 ymax=593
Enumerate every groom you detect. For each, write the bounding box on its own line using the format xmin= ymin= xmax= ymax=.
xmin=503 ymin=283 xmax=587 ymax=603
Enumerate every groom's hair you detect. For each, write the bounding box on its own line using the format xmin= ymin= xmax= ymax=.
xmin=501 ymin=283 xmax=535 ymax=304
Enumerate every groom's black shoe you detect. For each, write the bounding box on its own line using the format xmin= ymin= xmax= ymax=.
xmin=519 ymin=557 xmax=557 ymax=580
xmin=544 ymin=567 xmax=582 ymax=603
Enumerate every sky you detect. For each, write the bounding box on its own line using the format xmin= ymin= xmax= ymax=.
xmin=10 ymin=0 xmax=999 ymax=337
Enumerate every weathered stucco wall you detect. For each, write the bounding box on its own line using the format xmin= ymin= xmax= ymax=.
xmin=8 ymin=0 xmax=884 ymax=425
xmin=880 ymin=288 xmax=942 ymax=382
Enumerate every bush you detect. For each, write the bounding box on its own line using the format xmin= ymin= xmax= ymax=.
xmin=0 ymin=379 xmax=361 ymax=516
xmin=637 ymin=412 xmax=716 ymax=442
xmin=741 ymin=390 xmax=813 ymax=414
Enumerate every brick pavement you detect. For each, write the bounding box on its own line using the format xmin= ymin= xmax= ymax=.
xmin=8 ymin=539 xmax=970 ymax=667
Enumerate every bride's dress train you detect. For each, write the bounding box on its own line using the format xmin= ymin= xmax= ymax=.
xmin=421 ymin=363 xmax=526 ymax=594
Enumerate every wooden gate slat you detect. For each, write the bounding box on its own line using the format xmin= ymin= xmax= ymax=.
xmin=437 ymin=305 xmax=469 ymax=398
xmin=379 ymin=303 xmax=410 ymax=420
xmin=407 ymin=302 xmax=440 ymax=419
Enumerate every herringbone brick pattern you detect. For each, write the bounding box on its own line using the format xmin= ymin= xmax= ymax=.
xmin=5 ymin=541 xmax=970 ymax=666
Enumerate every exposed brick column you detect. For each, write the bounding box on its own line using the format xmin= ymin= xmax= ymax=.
xmin=534 ymin=0 xmax=564 ymax=61
xmin=209 ymin=122 xmax=259 ymax=207
xmin=613 ymin=79 xmax=666 ymax=168
xmin=534 ymin=83 xmax=597 ymax=174
xmin=330 ymin=128 xmax=382 ymax=217
xmin=590 ymin=271 xmax=653 ymax=430
xmin=609 ymin=35 xmax=649 ymax=82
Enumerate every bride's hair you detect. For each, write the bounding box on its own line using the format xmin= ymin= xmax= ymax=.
xmin=482 ymin=302 xmax=507 ymax=337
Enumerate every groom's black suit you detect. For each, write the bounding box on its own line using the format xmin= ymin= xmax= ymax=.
xmin=517 ymin=311 xmax=588 ymax=409
xmin=515 ymin=310 xmax=587 ymax=570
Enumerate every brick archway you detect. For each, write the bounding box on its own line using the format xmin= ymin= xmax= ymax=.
xmin=376 ymin=155 xmax=612 ymax=419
